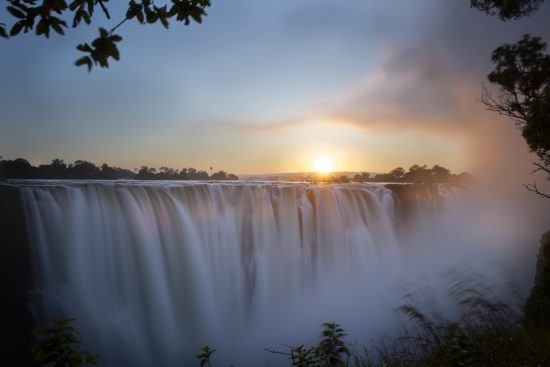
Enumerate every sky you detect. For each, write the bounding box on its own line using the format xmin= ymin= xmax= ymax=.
xmin=1 ymin=0 xmax=550 ymax=175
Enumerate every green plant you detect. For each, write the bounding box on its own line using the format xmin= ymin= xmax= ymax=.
xmin=32 ymin=318 xmax=97 ymax=367
xmin=196 ymin=345 xmax=216 ymax=367
xmin=316 ymin=323 xmax=350 ymax=367
xmin=267 ymin=322 xmax=351 ymax=367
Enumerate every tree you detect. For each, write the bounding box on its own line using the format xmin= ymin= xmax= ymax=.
xmin=482 ymin=35 xmax=550 ymax=198
xmin=353 ymin=172 xmax=371 ymax=182
xmin=1 ymin=0 xmax=211 ymax=71
xmin=431 ymin=164 xmax=451 ymax=182
xmin=470 ymin=0 xmax=545 ymax=20
xmin=210 ymin=170 xmax=227 ymax=180
xmin=67 ymin=160 xmax=99 ymax=178
xmin=389 ymin=167 xmax=406 ymax=181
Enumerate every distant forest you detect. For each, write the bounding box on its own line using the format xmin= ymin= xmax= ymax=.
xmin=0 ymin=158 xmax=239 ymax=181
xmin=299 ymin=165 xmax=474 ymax=184
xmin=351 ymin=165 xmax=473 ymax=184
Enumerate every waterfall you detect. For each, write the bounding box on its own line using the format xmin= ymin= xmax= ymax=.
xmin=17 ymin=181 xmax=516 ymax=366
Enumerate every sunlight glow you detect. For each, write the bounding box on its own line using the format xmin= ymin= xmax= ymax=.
xmin=313 ymin=156 xmax=334 ymax=173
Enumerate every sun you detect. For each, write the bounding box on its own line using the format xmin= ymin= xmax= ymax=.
xmin=314 ymin=155 xmax=334 ymax=173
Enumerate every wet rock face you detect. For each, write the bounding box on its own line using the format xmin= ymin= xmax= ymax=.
xmin=0 ymin=184 xmax=34 ymax=366
xmin=525 ymin=230 xmax=550 ymax=328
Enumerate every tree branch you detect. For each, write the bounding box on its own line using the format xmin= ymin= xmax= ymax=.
xmin=524 ymin=183 xmax=550 ymax=199
xmin=109 ymin=17 xmax=129 ymax=36
xmin=531 ymin=162 xmax=550 ymax=175
xmin=97 ymin=0 xmax=111 ymax=19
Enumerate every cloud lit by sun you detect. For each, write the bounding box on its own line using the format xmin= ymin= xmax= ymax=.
xmin=314 ymin=155 xmax=334 ymax=173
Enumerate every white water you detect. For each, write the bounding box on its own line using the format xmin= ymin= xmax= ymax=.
xmin=19 ymin=181 xmax=521 ymax=366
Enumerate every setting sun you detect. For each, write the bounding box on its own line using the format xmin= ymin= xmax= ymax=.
xmin=314 ymin=155 xmax=334 ymax=173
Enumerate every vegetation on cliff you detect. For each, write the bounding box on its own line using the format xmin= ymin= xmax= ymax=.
xmin=0 ymin=157 xmax=238 ymax=181
xmin=352 ymin=165 xmax=474 ymax=185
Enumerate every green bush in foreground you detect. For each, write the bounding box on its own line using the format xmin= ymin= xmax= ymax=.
xmin=32 ymin=318 xmax=97 ymax=367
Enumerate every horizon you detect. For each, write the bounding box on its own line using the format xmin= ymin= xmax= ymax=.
xmin=0 ymin=155 xmax=472 ymax=177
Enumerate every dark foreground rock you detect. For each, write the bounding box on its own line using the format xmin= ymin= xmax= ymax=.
xmin=525 ymin=230 xmax=550 ymax=328
xmin=0 ymin=184 xmax=34 ymax=366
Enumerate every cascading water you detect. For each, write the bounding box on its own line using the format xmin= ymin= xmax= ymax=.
xmin=17 ymin=181 xmax=519 ymax=366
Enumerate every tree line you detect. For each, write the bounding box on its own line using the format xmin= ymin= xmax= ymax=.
xmin=292 ymin=164 xmax=473 ymax=184
xmin=352 ymin=164 xmax=474 ymax=184
xmin=0 ymin=158 xmax=239 ymax=181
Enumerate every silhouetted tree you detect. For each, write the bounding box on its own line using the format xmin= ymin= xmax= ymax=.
xmin=210 ymin=170 xmax=228 ymax=180
xmin=0 ymin=158 xmax=34 ymax=178
xmin=1 ymin=0 xmax=211 ymax=71
xmin=195 ymin=170 xmax=209 ymax=180
xmin=66 ymin=160 xmax=99 ymax=179
xmin=353 ymin=172 xmax=371 ymax=182
xmin=390 ymin=167 xmax=406 ymax=181
xmin=431 ymin=164 xmax=452 ymax=182
xmin=482 ymin=35 xmax=550 ymax=198
xmin=470 ymin=0 xmax=544 ymax=20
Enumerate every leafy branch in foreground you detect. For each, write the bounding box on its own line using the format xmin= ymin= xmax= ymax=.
xmin=470 ymin=0 xmax=545 ymax=20
xmin=32 ymin=318 xmax=97 ymax=367
xmin=2 ymin=0 xmax=211 ymax=71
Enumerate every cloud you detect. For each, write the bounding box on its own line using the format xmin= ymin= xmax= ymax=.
xmin=330 ymin=0 xmax=550 ymax=133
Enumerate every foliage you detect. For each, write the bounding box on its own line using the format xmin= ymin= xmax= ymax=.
xmin=267 ymin=322 xmax=350 ymax=367
xmin=352 ymin=164 xmax=474 ymax=185
xmin=301 ymin=174 xmax=351 ymax=184
xmin=32 ymin=318 xmax=97 ymax=367
xmin=470 ymin=0 xmax=545 ymax=20
xmin=1 ymin=0 xmax=211 ymax=71
xmin=378 ymin=299 xmax=550 ymax=367
xmin=263 ymin=286 xmax=550 ymax=367
xmin=316 ymin=323 xmax=350 ymax=367
xmin=196 ymin=345 xmax=216 ymax=367
xmin=482 ymin=34 xmax=550 ymax=198
xmin=0 ymin=157 xmax=239 ymax=180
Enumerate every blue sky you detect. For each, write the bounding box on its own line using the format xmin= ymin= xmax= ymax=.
xmin=1 ymin=0 xmax=550 ymax=174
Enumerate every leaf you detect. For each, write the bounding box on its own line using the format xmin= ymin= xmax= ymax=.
xmin=76 ymin=43 xmax=92 ymax=52
xmin=7 ymin=6 xmax=26 ymax=19
xmin=98 ymin=27 xmax=108 ymax=38
xmin=75 ymin=56 xmax=92 ymax=72
xmin=36 ymin=18 xmax=50 ymax=38
xmin=0 ymin=25 xmax=8 ymax=39
xmin=10 ymin=21 xmax=24 ymax=37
